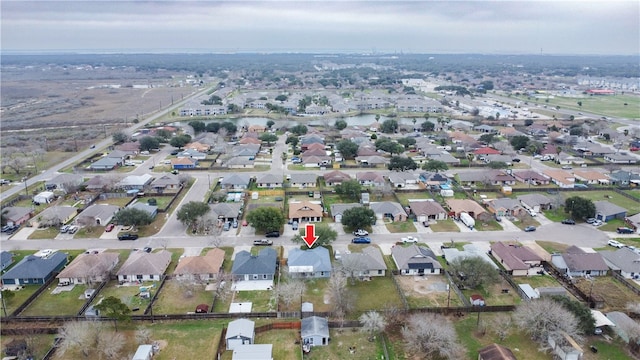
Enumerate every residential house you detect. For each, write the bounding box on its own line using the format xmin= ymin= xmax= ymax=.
xmin=543 ymin=169 xmax=575 ymax=188
xmin=626 ymin=212 xmax=640 ymax=234
xmin=419 ymin=172 xmax=449 ymax=188
xmin=301 ymin=316 xmax=330 ymax=347
xmin=474 ymin=124 xmax=498 ymax=133
xmin=239 ymin=137 xmax=262 ymax=145
xmin=178 ymin=148 xmax=207 ymax=160
xmin=287 ymin=247 xmax=332 ymax=278
xmin=517 ymin=193 xmax=553 ymax=213
xmin=551 ymin=246 xmax=609 ymax=277
xmin=339 ymin=246 xmax=387 ymax=278
xmin=173 ymin=248 xmax=225 ymax=282
xmin=56 ymin=252 xmax=119 ymax=285
xmin=118 ymin=174 xmax=153 ymax=190
xmin=3 ymin=207 xmax=34 ymax=226
xmin=599 ymin=248 xmax=640 ymax=280
xmin=594 ymin=201 xmax=627 ymax=222
xmin=248 ymin=124 xmax=267 ymax=133
xmin=289 ymin=174 xmax=317 ymax=188
xmin=45 ymin=174 xmax=84 ymax=192
xmin=392 ymin=244 xmax=442 ymax=275
xmin=423 ymin=150 xmax=460 ymax=164
xmin=128 ymin=202 xmax=158 ymax=219
xmin=289 ymin=201 xmax=323 ymax=223
xmin=457 ymin=170 xmax=516 ymax=187
xmin=221 ymin=174 xmax=251 ymax=190
xmin=1 ymin=251 xmax=67 ymax=285
xmin=77 ymin=204 xmax=119 ymax=226
xmin=370 ymin=201 xmax=407 ymax=222
xmin=231 ymin=248 xmax=277 ymax=283
xmin=408 ymin=200 xmax=447 ymax=222
xmin=114 ymin=141 xmax=140 ymax=155
xmin=484 ymin=154 xmax=514 ymax=165
xmin=151 ymin=174 xmax=181 ymax=193
xmin=232 ymin=345 xmax=272 ymax=360
xmin=302 ymin=155 xmax=331 ymax=168
xmin=445 ymin=199 xmax=489 ymax=220
xmin=302 ymin=148 xmax=327 ymax=157
xmin=323 ymin=170 xmax=351 ymax=186
xmin=300 ymin=135 xmax=324 ymax=150
xmin=330 ymin=203 xmax=362 ymax=223
xmin=605 ymin=312 xmax=640 ymax=344
xmin=573 ymin=170 xmax=610 ymax=185
xmin=256 ymin=173 xmax=283 ymax=188
xmin=226 ymin=318 xmax=255 ymax=350
xmin=486 ymin=198 xmax=526 ymax=217
xmin=171 ymin=157 xmax=198 ymax=170
xmin=184 ymin=141 xmax=211 ymax=153
xmin=387 ymin=172 xmax=419 ymax=188
xmin=473 ymin=147 xmax=501 ymax=156
xmin=210 ymin=203 xmax=242 ymax=222
xmin=1 ymin=251 xmax=14 ymax=271
xmin=231 ymin=144 xmax=261 ymax=158
xmin=490 ymin=242 xmax=543 ymax=276
xmin=84 ymin=175 xmax=116 ymax=191
xmin=608 ymin=170 xmax=640 ymax=186
xmin=556 ymin=152 xmax=584 ymax=166
xmin=513 ymin=170 xmax=550 ymax=186
xmin=355 ymin=155 xmax=389 ymax=166
xmin=226 ymin=157 xmax=256 ymax=169
xmin=116 ymin=250 xmax=172 ymax=282
xmin=356 ymin=172 xmax=386 ymax=187
xmin=89 ymin=156 xmax=122 ymax=171
xmin=356 ymin=145 xmax=378 ymax=157
xmin=604 ymin=153 xmax=637 ymax=164
xmin=478 ymin=343 xmax=517 ymax=360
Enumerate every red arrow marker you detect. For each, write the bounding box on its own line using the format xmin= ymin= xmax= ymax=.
xmin=303 ymin=223 xmax=319 ymax=248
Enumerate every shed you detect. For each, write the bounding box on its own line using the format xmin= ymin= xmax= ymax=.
xmin=226 ymin=318 xmax=255 ymax=350
xmin=301 ymin=316 xmax=330 ymax=347
xmin=232 ymin=344 xmax=273 ymax=360
xmin=33 ymin=191 xmax=55 ymax=204
xmin=132 ymin=344 xmax=154 ymax=360
xmin=195 ymin=304 xmax=209 ymax=313
xmin=470 ymin=294 xmax=485 ymax=306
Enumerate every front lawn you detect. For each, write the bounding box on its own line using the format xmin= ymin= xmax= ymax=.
xmin=536 ymin=241 xmax=570 ymax=254
xmin=430 ymin=219 xmax=460 ymax=232
xmin=475 ymin=220 xmax=503 ymax=231
xmin=385 ymin=221 xmax=417 ymax=233
xmin=28 ymin=227 xmax=60 ymax=239
xmin=599 ymin=218 xmax=626 ymax=232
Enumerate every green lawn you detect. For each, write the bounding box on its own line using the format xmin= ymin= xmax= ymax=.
xmin=599 ymin=218 xmax=627 ymax=232
xmin=585 ymin=339 xmax=634 ymax=360
xmin=349 ymin=276 xmax=404 ymax=313
xmin=512 ymin=274 xmax=561 ymax=288
xmin=91 ymin=280 xmax=158 ymax=310
xmin=0 ymin=285 xmax=40 ymax=317
xmin=514 ymin=93 xmax=640 ymax=119
xmin=305 ymin=328 xmax=386 ymax=360
xmin=430 ymin=219 xmax=460 ymax=232
xmin=536 ymin=241 xmax=570 ymax=254
xmin=152 ymin=280 xmax=214 ymax=314
xmin=475 ymin=220 xmax=503 ymax=231
xmin=561 ymin=191 xmax=640 ymax=214
xmin=395 ymin=192 xmax=434 ymax=206
xmin=300 ymin=278 xmax=331 ymax=312
xmin=28 ymin=227 xmax=60 ymax=239
xmin=232 ymin=290 xmax=277 ymax=312
xmin=385 ymin=221 xmax=417 ymax=233
xmin=623 ymin=189 xmax=640 ymax=200
xmin=21 ymin=284 xmax=89 ymax=316
xmin=543 ymin=208 xmax=569 ymax=222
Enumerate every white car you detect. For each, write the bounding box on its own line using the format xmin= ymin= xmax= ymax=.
xmin=592 ymin=220 xmax=603 ymax=226
xmin=401 ymin=236 xmax=418 ymax=243
xmin=607 ymin=240 xmax=624 ymax=248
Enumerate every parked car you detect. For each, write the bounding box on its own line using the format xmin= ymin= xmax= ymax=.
xmin=265 ymin=231 xmax=280 ymax=238
xmin=607 ymin=239 xmax=624 ymax=248
xmin=253 ymin=239 xmax=273 ymax=246
xmin=68 ymin=226 xmax=79 ymax=234
xmin=242 ymin=220 xmax=248 ymax=227
xmin=59 ymin=225 xmax=69 ymax=233
xmin=118 ymin=233 xmax=139 ymax=241
xmin=232 ymin=219 xmax=238 ymax=228
xmin=524 ymin=226 xmax=536 ymax=232
xmin=592 ymin=220 xmax=603 ymax=226
xmin=630 ymin=147 xmax=639 ymax=152
xmin=512 ymin=158 xmax=521 ymax=163
xmin=292 ymin=221 xmax=298 ymax=231
xmin=401 ymin=236 xmax=418 ymax=243
xmin=561 ymin=165 xmax=572 ymax=170
xmin=422 ymin=221 xmax=430 ymax=227
xmin=105 ymin=224 xmax=115 ymax=232
xmin=143 ymin=247 xmax=152 ymax=253
xmin=352 ymin=237 xmax=371 ymax=244
xmin=2 ymin=224 xmax=19 ymax=234
xmin=617 ymin=227 xmax=634 ymax=234
xmin=586 ymin=218 xmax=596 ymax=224
xmin=223 ymin=222 xmax=231 ymax=231
xmin=353 ymin=229 xmax=369 ymax=237
xmin=561 ymin=219 xmax=576 ymax=225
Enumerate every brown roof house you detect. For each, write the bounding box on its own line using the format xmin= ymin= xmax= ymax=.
xmin=173 ymin=248 xmax=225 ymax=282
xmin=370 ymin=201 xmax=407 ymax=222
xmin=117 ymin=250 xmax=172 ymax=282
xmin=323 ymin=170 xmax=351 ymax=186
xmin=3 ymin=207 xmax=35 ymax=226
xmin=486 ymin=198 xmax=526 ymax=218
xmin=516 ymin=193 xmax=553 ymax=213
xmin=57 ymin=252 xmax=119 ymax=285
xmin=445 ymin=199 xmax=489 ymax=220
xmin=408 ymin=200 xmax=447 ymax=221
xmin=490 ymin=242 xmax=543 ymax=276
xmin=551 ymin=246 xmax=609 ymax=278
xmin=478 ymin=343 xmax=517 ymax=360
xmin=289 ymin=201 xmax=323 ymax=223
xmin=338 ymin=246 xmax=387 ymax=279
xmin=356 ymin=172 xmax=386 ymax=187
xmin=151 ymin=174 xmax=181 ymax=193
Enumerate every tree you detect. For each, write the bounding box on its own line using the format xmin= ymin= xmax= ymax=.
xmin=401 ymin=313 xmax=465 ymax=360
xmin=334 ymin=180 xmax=362 ymax=202
xmin=341 ymin=207 xmax=375 ymax=230
xmin=188 ymin=120 xmax=206 ymax=134
xmin=275 ymin=94 xmax=288 ymax=102
xmin=514 ymin=298 xmax=582 ymax=349
xmin=259 ymin=133 xmax=278 ymax=146
xmin=113 ymin=208 xmax=154 ymax=228
xmin=375 ymin=138 xmax=403 ymax=154
xmin=334 ymin=119 xmax=347 ymax=130
xmin=422 ymin=159 xmax=448 ymax=173
xmin=276 ymin=279 xmax=306 ymax=309
xmin=177 ymin=201 xmax=211 ymax=230
xmin=388 ymin=156 xmax=417 ymax=171
xmin=58 ymin=321 xmax=125 ymax=359
xmin=551 ymin=296 xmax=595 ymax=335
xmin=360 ymin=311 xmax=386 ymax=340
xmin=290 ymin=124 xmax=308 ymax=136
xmin=380 ymin=119 xmax=399 ymax=133
xmin=488 ymin=161 xmax=509 ymax=169
xmin=328 ymin=270 xmax=354 ymax=322
xmin=94 ymin=296 xmax=131 ymax=332
xmin=397 ymin=137 xmax=416 ymax=150
xmin=524 ymin=119 xmax=534 ymax=126
xmin=448 ymin=256 xmax=499 ymax=289
xmin=206 ymin=122 xmax=221 ymax=133
xmin=266 ymin=120 xmax=275 ymax=129
xmin=510 ymin=135 xmax=530 ymax=150
xmin=421 ymin=121 xmax=435 ymax=132
xmin=479 ymin=133 xmax=497 ymax=144
xmin=565 ymin=196 xmax=595 ymax=219
xmin=246 ymin=207 xmax=285 ymax=232
xmin=336 ymin=140 xmax=358 ymax=160
xmin=138 ymin=136 xmax=160 ymax=152
xmin=292 ymin=224 xmax=337 ymax=247
xmin=112 ymin=131 xmax=128 ymax=144
xmin=577 ymin=101 xmax=582 ymax=107
xmin=169 ymin=134 xmax=192 ymax=149
xmin=285 ymin=135 xmax=299 ymax=149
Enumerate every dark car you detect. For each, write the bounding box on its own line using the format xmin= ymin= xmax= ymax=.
xmin=118 ymin=233 xmax=139 ymax=241
xmin=617 ymin=227 xmax=635 ymax=234
xmin=561 ymin=219 xmax=576 ymax=225
xmin=265 ymin=231 xmax=280 ymax=238
xmin=512 ymin=158 xmax=521 ymax=163
xmin=143 ymin=247 xmax=152 ymax=253
xmin=524 ymin=226 xmax=536 ymax=232
xmin=422 ymin=221 xmax=430 ymax=227
xmin=253 ymin=239 xmax=273 ymax=246
xmin=352 ymin=237 xmax=371 ymax=244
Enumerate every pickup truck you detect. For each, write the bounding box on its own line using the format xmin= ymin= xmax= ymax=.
xmin=253 ymin=239 xmax=273 ymax=246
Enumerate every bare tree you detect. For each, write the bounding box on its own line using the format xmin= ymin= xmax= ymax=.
xmin=327 ymin=270 xmax=354 ymax=322
xmin=626 ymin=302 xmax=640 ymax=315
xmin=514 ymin=298 xmax=582 ymax=350
xmin=359 ymin=311 xmax=386 ymax=340
xmin=95 ymin=329 xmax=125 ymax=359
xmin=276 ymin=278 xmax=306 ymax=309
xmin=59 ymin=321 xmax=126 ymax=359
xmin=338 ymin=257 xmax=366 ymax=284
xmin=489 ymin=313 xmax=513 ymax=341
xmin=135 ymin=327 xmax=153 ymax=344
xmin=58 ymin=321 xmax=94 ymax=357
xmin=401 ymin=313 xmax=465 ymax=360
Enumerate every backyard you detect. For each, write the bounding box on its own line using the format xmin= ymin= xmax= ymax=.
xmin=305 ymin=328 xmax=386 ymax=360
xmin=395 ymin=274 xmax=464 ymax=308
xmin=21 ymin=283 xmax=90 ymax=316
xmin=348 ymin=276 xmax=404 ymax=312
xmin=90 ymin=280 xmax=159 ymax=313
xmin=573 ymin=276 xmax=639 ymax=312
xmin=152 ymin=280 xmax=214 ymax=314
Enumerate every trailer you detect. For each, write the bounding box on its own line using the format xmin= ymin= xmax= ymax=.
xmin=460 ymin=212 xmax=475 ymax=230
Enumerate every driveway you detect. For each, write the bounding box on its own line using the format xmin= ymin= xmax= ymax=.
xmin=498 ymin=217 xmax=521 ymax=232
xmin=371 ymin=220 xmax=390 ymax=234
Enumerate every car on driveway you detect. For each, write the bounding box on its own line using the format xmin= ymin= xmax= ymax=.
xmin=524 ymin=226 xmax=536 ymax=232
xmin=401 ymin=236 xmax=418 ymax=243
xmin=592 ymin=220 xmax=603 ymax=226
xmin=617 ymin=227 xmax=635 ymax=234
xmin=253 ymin=239 xmax=273 ymax=246
xmin=352 ymin=237 xmax=371 ymax=244
xmin=561 ymin=219 xmax=576 ymax=225
xmin=353 ymin=229 xmax=369 ymax=236
xmin=607 ymin=239 xmax=624 ymax=248
xmin=105 ymin=224 xmax=115 ymax=232
xmin=586 ymin=218 xmax=596 ymax=224
xmin=118 ymin=233 xmax=139 ymax=241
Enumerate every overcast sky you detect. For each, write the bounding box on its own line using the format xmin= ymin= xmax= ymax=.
xmin=2 ymin=1 xmax=638 ymax=55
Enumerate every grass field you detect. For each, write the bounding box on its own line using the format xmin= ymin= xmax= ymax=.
xmin=91 ymin=280 xmax=158 ymax=311
xmin=152 ymin=280 xmax=214 ymax=314
xmin=232 ymin=290 xmax=277 ymax=312
xmin=21 ymin=283 xmax=89 ymax=316
xmin=385 ymin=220 xmax=417 ymax=233
xmin=475 ymin=219 xmax=503 ymax=231
xmin=561 ymin=190 xmax=640 ymax=214
xmin=573 ymin=277 xmax=638 ymax=312
xmin=0 ymin=284 xmax=40 ymax=317
xmin=349 ymin=276 xmax=404 ymax=312
xmin=395 ymin=192 xmax=434 ymax=206
xmin=461 ymin=281 xmax=522 ymax=306
xmin=536 ymin=241 xmax=570 ymax=254
xmin=305 ymin=328 xmax=385 ymax=360
xmin=430 ymin=218 xmax=461 ymax=232
xmin=512 ymin=274 xmax=561 ymax=288
xmin=513 ymin=93 xmax=640 ymax=119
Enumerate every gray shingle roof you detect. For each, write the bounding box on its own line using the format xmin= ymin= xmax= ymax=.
xmin=594 ymin=200 xmax=627 ymax=217
xmin=288 ymin=247 xmax=332 ymax=273
xmin=599 ymin=248 xmax=640 ymax=274
xmin=116 ymin=250 xmax=171 ymax=277
xmin=1 ymin=252 xmax=67 ymax=281
xmin=222 ymin=174 xmax=251 ymax=186
xmin=301 ymin=316 xmax=329 ymax=338
xmin=210 ymin=203 xmax=242 ymax=218
xmin=232 ymin=248 xmax=277 ymax=276
xmin=370 ymin=202 xmax=406 ymax=217
xmin=227 ymin=318 xmax=255 ymax=339
xmin=392 ymin=245 xmax=442 ymax=271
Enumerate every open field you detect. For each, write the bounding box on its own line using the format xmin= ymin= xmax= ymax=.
xmin=561 ymin=190 xmax=640 ymax=214
xmin=21 ymin=283 xmax=89 ymax=316
xmin=512 ymin=93 xmax=640 ymax=119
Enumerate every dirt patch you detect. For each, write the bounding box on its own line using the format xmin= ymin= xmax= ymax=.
xmin=396 ymin=275 xmax=451 ymax=307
